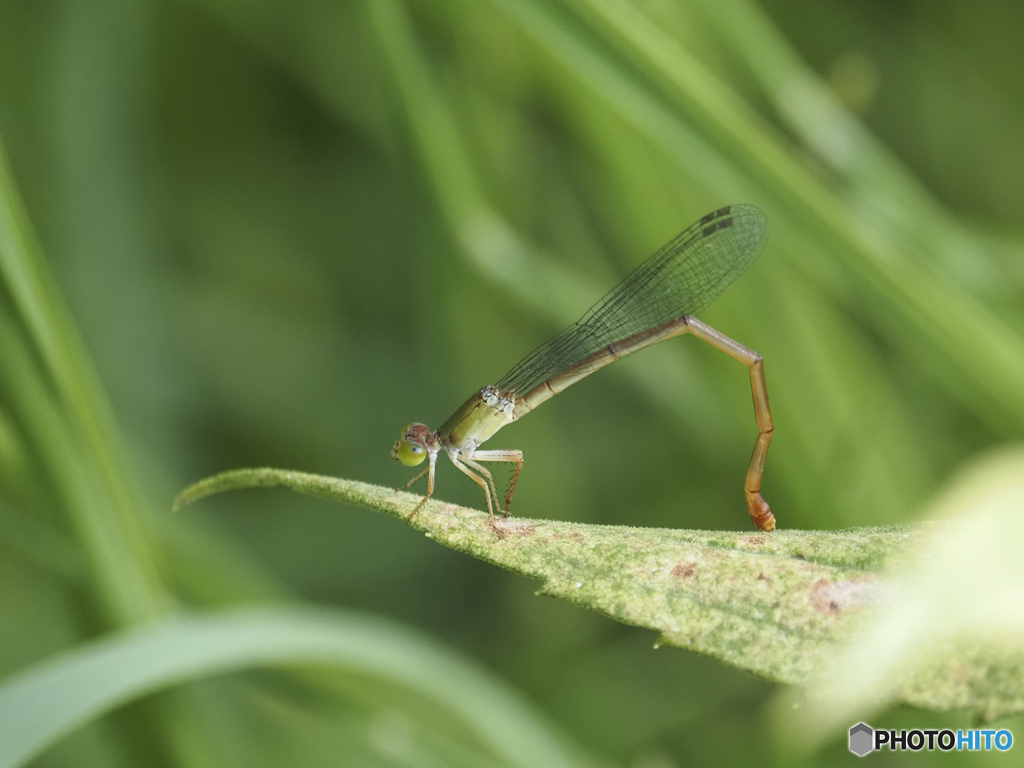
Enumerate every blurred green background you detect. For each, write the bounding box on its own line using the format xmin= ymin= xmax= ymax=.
xmin=1 ymin=0 xmax=1023 ymax=765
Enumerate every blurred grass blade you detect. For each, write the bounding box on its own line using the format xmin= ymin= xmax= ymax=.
xmin=0 ymin=138 xmax=165 ymax=622
xmin=176 ymin=469 xmax=930 ymax=687
xmin=0 ymin=606 xmax=594 ymax=768
xmin=699 ymin=0 xmax=1003 ymax=271
xmin=366 ymin=0 xmax=598 ymax=315
xmin=0 ymin=302 xmax=158 ymax=611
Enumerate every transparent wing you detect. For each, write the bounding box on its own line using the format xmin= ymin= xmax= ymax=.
xmin=497 ymin=205 xmax=767 ymax=396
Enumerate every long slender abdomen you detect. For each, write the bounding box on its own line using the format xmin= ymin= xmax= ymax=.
xmin=511 ymin=316 xmax=692 ymax=420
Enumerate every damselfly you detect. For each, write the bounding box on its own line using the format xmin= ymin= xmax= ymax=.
xmin=392 ymin=205 xmax=775 ymax=531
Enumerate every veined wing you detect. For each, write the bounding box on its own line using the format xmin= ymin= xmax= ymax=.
xmin=497 ymin=204 xmax=767 ymax=397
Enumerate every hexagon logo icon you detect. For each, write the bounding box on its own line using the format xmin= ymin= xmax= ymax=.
xmin=849 ymin=723 xmax=874 ymax=756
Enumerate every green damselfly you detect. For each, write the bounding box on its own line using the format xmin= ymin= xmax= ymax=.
xmin=392 ymin=205 xmax=775 ymax=531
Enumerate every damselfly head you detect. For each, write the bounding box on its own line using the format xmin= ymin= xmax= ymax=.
xmin=391 ymin=423 xmax=430 ymax=466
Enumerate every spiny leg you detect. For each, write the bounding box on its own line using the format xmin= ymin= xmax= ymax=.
xmin=397 ymin=465 xmax=429 ymax=492
xmin=462 ymin=455 xmax=505 ymax=518
xmin=449 ymin=453 xmax=497 ymax=524
xmin=686 ymin=316 xmax=776 ymax=532
xmin=406 ymin=453 xmax=437 ymax=522
xmin=468 ymin=449 xmax=524 ymax=513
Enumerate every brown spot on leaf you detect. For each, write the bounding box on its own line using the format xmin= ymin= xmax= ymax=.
xmin=808 ymin=577 xmax=881 ymax=616
xmin=739 ymin=535 xmax=767 ymax=547
xmin=570 ymin=533 xmax=585 ymax=544
xmin=672 ymin=561 xmax=697 ymax=578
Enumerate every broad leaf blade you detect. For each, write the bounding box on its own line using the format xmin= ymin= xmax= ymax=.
xmin=175 ymin=469 xmax=923 ymax=685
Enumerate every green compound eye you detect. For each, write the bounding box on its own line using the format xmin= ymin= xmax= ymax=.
xmin=396 ymin=440 xmax=426 ymax=467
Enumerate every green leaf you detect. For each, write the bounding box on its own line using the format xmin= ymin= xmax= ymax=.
xmin=175 ymin=469 xmax=927 ymax=687
xmin=0 ymin=606 xmax=593 ymax=768
xmin=777 ymin=448 xmax=1024 ymax=746
xmin=180 ymin=467 xmax=1024 ymax=726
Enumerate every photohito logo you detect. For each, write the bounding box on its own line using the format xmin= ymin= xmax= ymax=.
xmin=848 ymin=723 xmax=1013 ymax=756
xmin=849 ymin=723 xmax=873 ymax=756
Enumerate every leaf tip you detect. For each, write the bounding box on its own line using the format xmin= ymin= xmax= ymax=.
xmin=171 ymin=486 xmax=198 ymax=512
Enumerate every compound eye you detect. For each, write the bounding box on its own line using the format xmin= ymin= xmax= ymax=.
xmin=396 ymin=440 xmax=427 ymax=467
